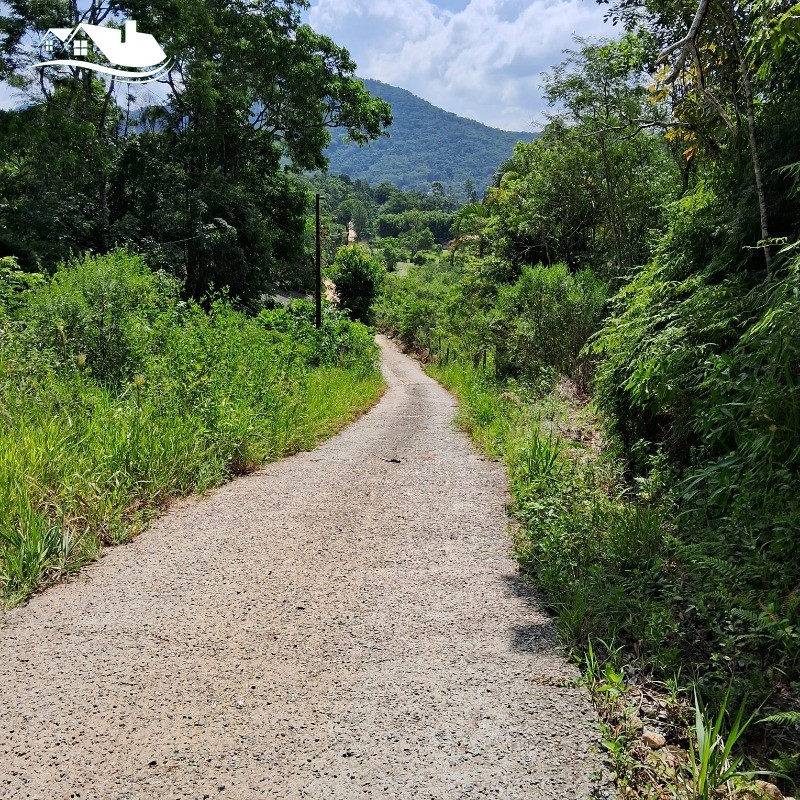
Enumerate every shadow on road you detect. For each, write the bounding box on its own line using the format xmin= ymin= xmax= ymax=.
xmin=502 ymin=573 xmax=559 ymax=654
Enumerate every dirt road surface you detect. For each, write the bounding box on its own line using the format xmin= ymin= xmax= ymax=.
xmin=1 ymin=336 xmax=603 ymax=799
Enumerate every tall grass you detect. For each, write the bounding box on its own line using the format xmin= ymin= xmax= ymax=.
xmin=0 ymin=251 xmax=383 ymax=605
xmin=427 ymin=356 xmax=800 ymax=790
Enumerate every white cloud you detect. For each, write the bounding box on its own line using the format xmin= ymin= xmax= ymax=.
xmin=308 ymin=0 xmax=612 ymax=130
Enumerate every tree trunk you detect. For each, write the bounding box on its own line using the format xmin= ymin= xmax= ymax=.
xmin=726 ymin=0 xmax=772 ymax=274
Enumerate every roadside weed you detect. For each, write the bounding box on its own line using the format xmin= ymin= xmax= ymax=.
xmin=687 ymin=689 xmax=755 ymax=800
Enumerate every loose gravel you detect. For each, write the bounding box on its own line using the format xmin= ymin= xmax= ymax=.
xmin=0 ymin=336 xmax=603 ymax=799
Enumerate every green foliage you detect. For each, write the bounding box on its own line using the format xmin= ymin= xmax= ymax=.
xmin=22 ymin=250 xmax=179 ymax=386
xmin=0 ymin=85 xmax=120 ymax=270
xmin=378 ymin=210 xmax=451 ymax=245
xmin=377 ymin=258 xmax=607 ymax=387
xmin=0 ymin=257 xmax=44 ymax=315
xmin=378 ymin=242 xmax=400 ymax=272
xmin=592 ymin=193 xmax=800 ymax=655
xmin=0 ymin=251 xmax=382 ymax=605
xmin=325 ymin=79 xmax=538 ymax=194
xmin=760 ymin=711 xmax=800 ymax=726
xmin=481 ymin=36 xmax=679 ymax=277
xmin=328 ymin=246 xmax=386 ymax=324
xmin=305 ymin=172 xmax=459 ymax=262
xmin=376 ymin=259 xmax=457 ymax=347
xmin=590 ymin=184 xmax=728 ymax=459
xmin=0 ymin=0 xmax=391 ymax=299
xmin=257 ymin=300 xmax=380 ymax=375
xmin=492 ymin=264 xmax=607 ymax=381
xmin=689 ymin=689 xmax=755 ymax=800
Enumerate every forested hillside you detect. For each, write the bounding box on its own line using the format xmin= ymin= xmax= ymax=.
xmin=378 ymin=20 xmax=800 ymax=798
xmin=325 ymin=79 xmax=538 ymax=194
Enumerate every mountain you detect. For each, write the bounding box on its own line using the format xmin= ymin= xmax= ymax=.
xmin=325 ymin=79 xmax=538 ymax=194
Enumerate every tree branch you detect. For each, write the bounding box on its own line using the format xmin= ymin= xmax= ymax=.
xmin=689 ymin=43 xmax=737 ymax=133
xmin=657 ymin=0 xmax=712 ymax=83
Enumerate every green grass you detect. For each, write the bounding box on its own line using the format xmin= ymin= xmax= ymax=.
xmin=427 ymin=357 xmax=800 ymax=795
xmin=0 ymin=251 xmax=384 ymax=606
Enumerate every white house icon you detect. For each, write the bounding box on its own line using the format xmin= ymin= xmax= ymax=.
xmin=37 ymin=20 xmax=171 ymax=82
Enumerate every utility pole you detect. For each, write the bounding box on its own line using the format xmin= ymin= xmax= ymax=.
xmin=315 ymin=193 xmax=323 ymax=329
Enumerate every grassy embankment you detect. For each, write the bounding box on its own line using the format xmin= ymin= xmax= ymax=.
xmin=378 ymin=257 xmax=800 ymax=798
xmin=0 ymin=251 xmax=383 ymax=607
xmin=429 ymin=357 xmax=786 ymax=800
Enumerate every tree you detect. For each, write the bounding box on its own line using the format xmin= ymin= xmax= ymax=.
xmin=0 ymin=0 xmax=392 ymax=300
xmin=462 ymin=179 xmax=479 ymax=204
xmin=479 ymin=36 xmax=678 ymax=276
xmin=451 ymin=202 xmax=490 ymax=259
xmin=654 ymin=0 xmax=773 ymax=269
xmin=328 ymin=246 xmax=385 ymax=324
xmin=379 ymin=242 xmax=400 ymax=272
xmin=599 ymin=0 xmax=800 ymax=275
xmin=336 ymin=199 xmax=374 ymax=240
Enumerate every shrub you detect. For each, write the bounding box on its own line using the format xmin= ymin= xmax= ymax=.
xmin=328 ymin=245 xmax=385 ymax=324
xmin=492 ymin=263 xmax=607 ymax=383
xmin=22 ymin=249 xmax=180 ymax=386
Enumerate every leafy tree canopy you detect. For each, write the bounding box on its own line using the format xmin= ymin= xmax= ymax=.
xmin=0 ymin=0 xmax=392 ymax=300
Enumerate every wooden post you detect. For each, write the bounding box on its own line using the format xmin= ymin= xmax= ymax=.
xmin=315 ymin=193 xmax=322 ymax=329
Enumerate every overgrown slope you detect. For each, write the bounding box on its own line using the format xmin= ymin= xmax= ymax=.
xmin=0 ymin=251 xmax=383 ymax=606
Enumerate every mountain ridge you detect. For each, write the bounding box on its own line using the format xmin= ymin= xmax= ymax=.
xmin=325 ymin=79 xmax=538 ymax=194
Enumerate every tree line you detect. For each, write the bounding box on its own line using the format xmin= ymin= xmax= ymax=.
xmin=0 ymin=0 xmax=391 ymax=302
xmin=305 ymin=172 xmax=472 ymax=270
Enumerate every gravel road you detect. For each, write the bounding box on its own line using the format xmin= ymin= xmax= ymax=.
xmin=1 ymin=336 xmax=603 ymax=799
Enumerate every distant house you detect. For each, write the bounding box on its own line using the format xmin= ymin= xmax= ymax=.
xmin=38 ymin=20 xmax=166 ymax=69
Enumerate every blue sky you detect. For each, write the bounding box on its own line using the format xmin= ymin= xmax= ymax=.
xmin=307 ymin=0 xmax=615 ymax=131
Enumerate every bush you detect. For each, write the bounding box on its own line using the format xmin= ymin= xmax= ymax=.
xmin=0 ymin=250 xmax=383 ymax=605
xmin=22 ymin=249 xmax=180 ymax=386
xmin=492 ymin=263 xmax=607 ymax=383
xmin=376 ymin=258 xmax=606 ymax=385
xmin=328 ymin=245 xmax=386 ymax=324
xmin=374 ymin=258 xmax=460 ymax=349
xmin=590 ymin=186 xmax=731 ymax=462
xmin=257 ymin=301 xmax=380 ymax=374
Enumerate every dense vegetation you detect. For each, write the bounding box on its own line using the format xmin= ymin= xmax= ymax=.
xmin=0 ymin=0 xmax=391 ymax=301
xmin=377 ymin=14 xmax=800 ymax=796
xmin=325 ymin=79 xmax=537 ymax=194
xmin=306 ymin=172 xmax=460 ymax=268
xmin=0 ymin=251 xmax=382 ymax=605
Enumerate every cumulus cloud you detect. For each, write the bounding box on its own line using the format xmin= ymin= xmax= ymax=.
xmin=308 ymin=0 xmax=612 ymax=130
